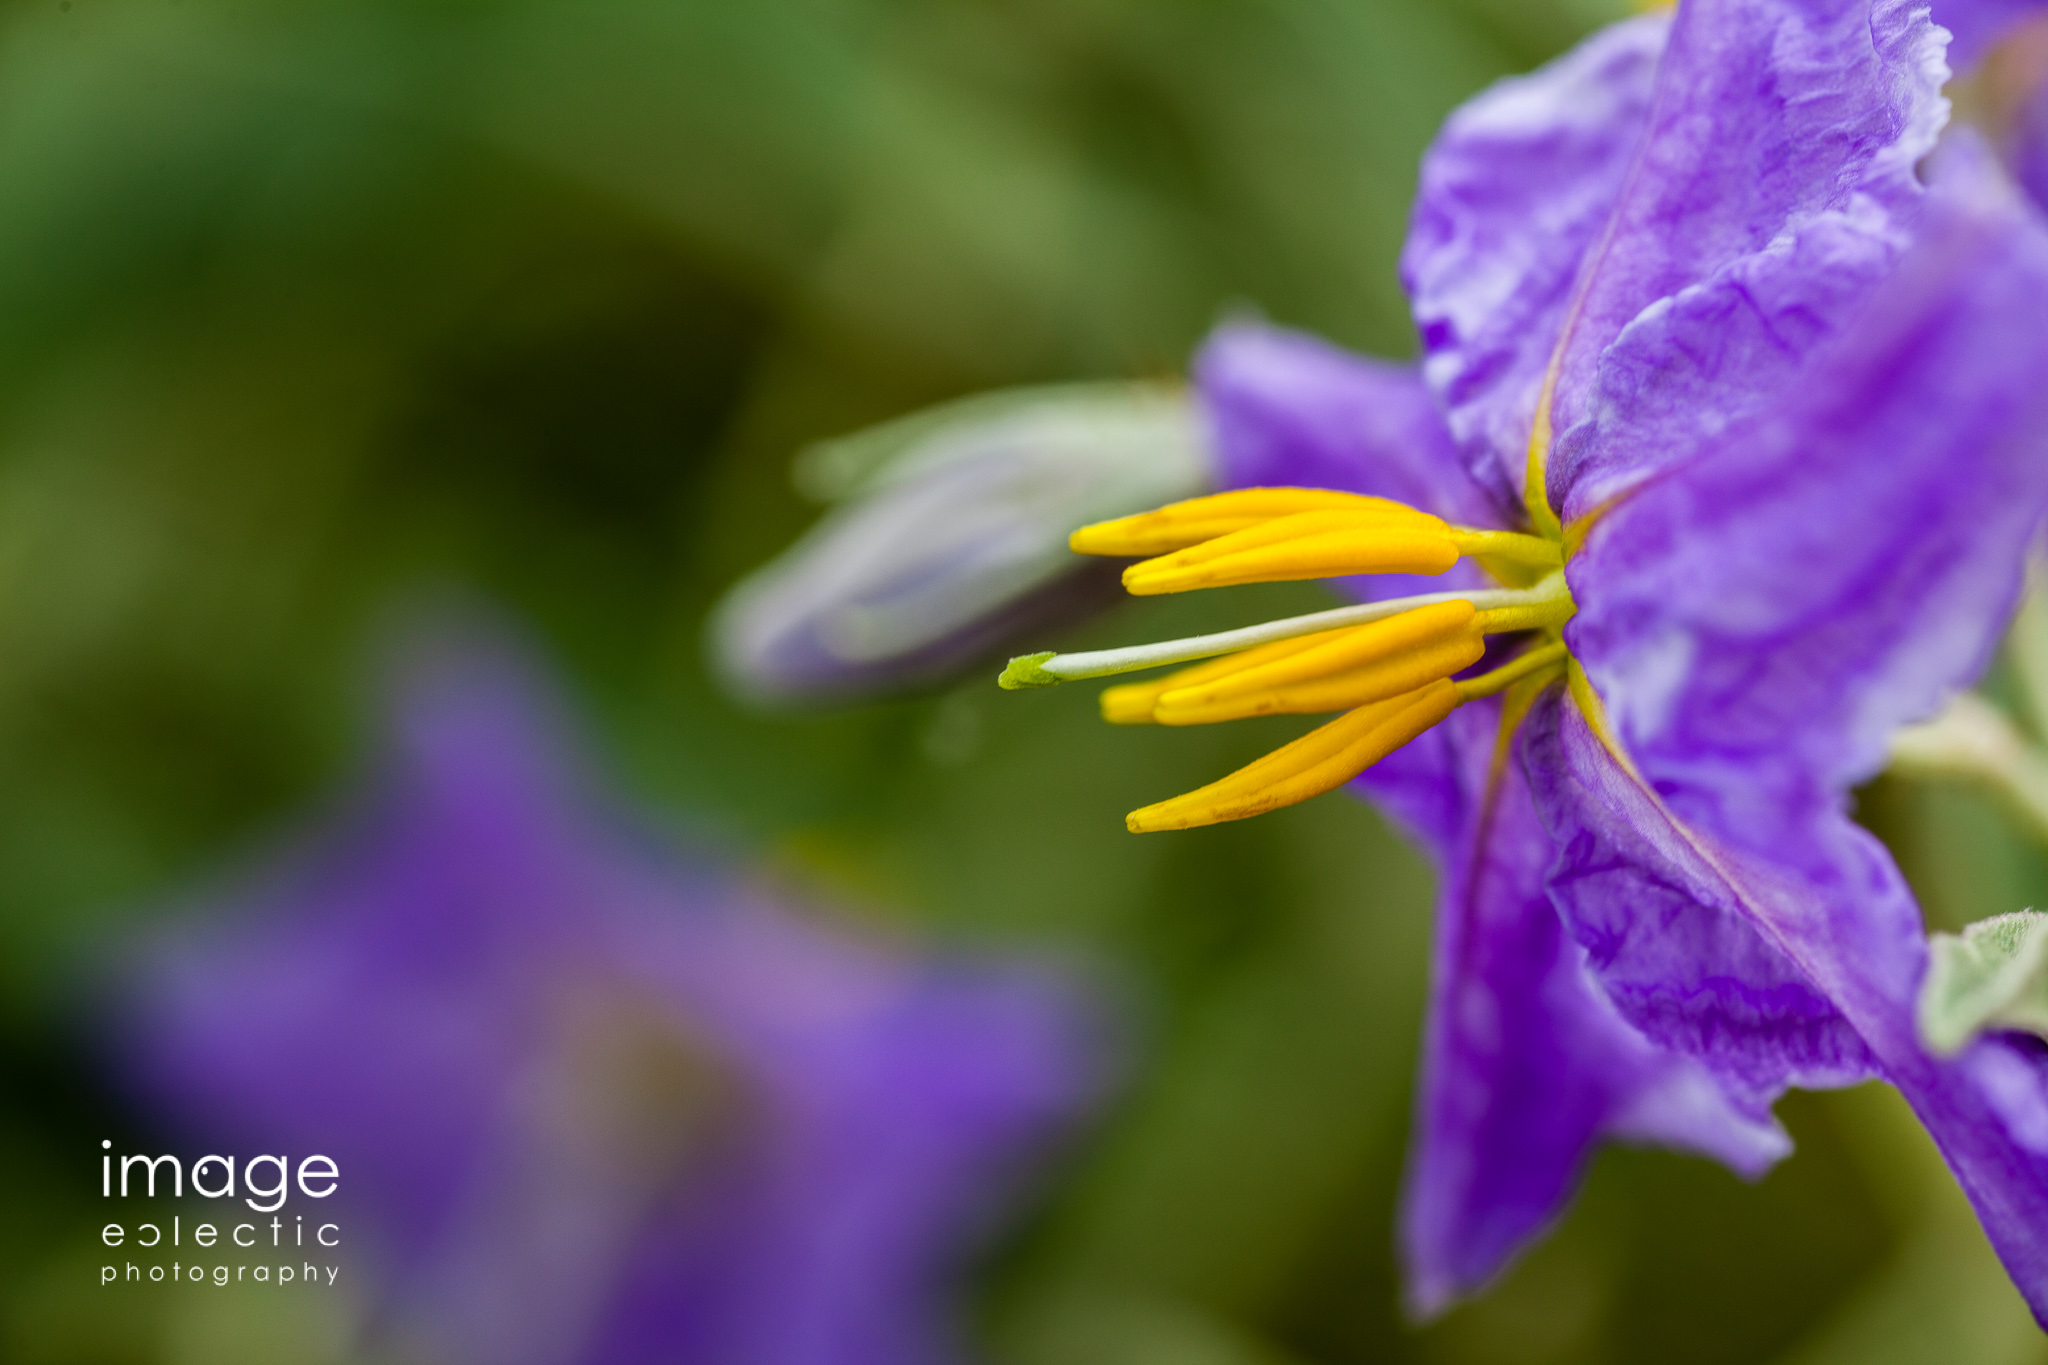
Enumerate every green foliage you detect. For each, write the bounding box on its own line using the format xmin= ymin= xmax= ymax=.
xmin=1921 ymin=912 xmax=2048 ymax=1055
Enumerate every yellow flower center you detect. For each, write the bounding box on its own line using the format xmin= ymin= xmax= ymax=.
xmin=999 ymin=487 xmax=1578 ymax=832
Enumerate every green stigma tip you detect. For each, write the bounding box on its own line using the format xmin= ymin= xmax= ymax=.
xmin=999 ymin=652 xmax=1061 ymax=689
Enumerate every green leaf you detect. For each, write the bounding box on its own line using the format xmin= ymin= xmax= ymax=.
xmin=1917 ymin=911 xmax=2048 ymax=1055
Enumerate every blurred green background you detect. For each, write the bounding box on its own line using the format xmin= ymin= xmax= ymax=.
xmin=1 ymin=0 xmax=2044 ymax=1361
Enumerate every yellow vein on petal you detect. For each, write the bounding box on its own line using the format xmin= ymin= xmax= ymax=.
xmin=1521 ymin=6 xmax=1681 ymax=540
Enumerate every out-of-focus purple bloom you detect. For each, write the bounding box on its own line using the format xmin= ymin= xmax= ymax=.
xmin=713 ymin=383 xmax=1210 ymax=704
xmin=1004 ymin=0 xmax=2048 ymax=1320
xmin=2015 ymin=77 xmax=2048 ymax=206
xmin=1947 ymin=4 xmax=2048 ymax=207
xmin=1946 ymin=0 xmax=2048 ymax=68
xmin=118 ymin=622 xmax=1102 ymax=1365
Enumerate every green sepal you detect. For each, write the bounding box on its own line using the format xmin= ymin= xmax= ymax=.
xmin=1918 ymin=910 xmax=2048 ymax=1055
xmin=999 ymin=652 xmax=1061 ymax=690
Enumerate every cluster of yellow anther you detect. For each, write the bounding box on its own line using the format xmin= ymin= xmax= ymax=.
xmin=1001 ymin=487 xmax=1576 ymax=832
xmin=1070 ymin=488 xmax=1562 ymax=590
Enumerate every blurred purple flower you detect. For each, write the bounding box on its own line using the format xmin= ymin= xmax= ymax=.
xmin=1008 ymin=0 xmax=2048 ymax=1321
xmin=1946 ymin=0 xmax=2048 ymax=68
xmin=1948 ymin=2 xmax=2048 ymax=207
xmin=118 ymin=622 xmax=1102 ymax=1365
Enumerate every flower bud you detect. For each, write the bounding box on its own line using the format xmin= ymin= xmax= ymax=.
xmin=711 ymin=383 xmax=1211 ymax=704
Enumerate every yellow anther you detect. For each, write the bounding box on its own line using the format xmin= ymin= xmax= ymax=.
xmin=1071 ymin=487 xmax=1433 ymax=557
xmin=1015 ymin=476 xmax=1583 ymax=831
xmin=1153 ymin=601 xmax=1483 ymax=725
xmin=1100 ymin=630 xmax=1338 ymax=724
xmin=1126 ymin=680 xmax=1459 ymax=832
xmin=1141 ymin=508 xmax=1449 ymax=567
xmin=1122 ymin=509 xmax=1459 ymax=595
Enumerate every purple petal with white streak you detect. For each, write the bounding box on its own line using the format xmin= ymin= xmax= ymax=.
xmin=1526 ymin=694 xmax=2048 ymax=1324
xmin=1402 ymin=695 xmax=1787 ymax=1316
xmin=1403 ymin=14 xmax=1668 ymax=509
xmin=1549 ymin=0 xmax=1950 ymax=514
xmin=1568 ymin=140 xmax=2048 ymax=845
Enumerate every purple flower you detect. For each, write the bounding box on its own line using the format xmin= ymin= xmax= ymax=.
xmin=1002 ymin=0 xmax=2048 ymax=1321
xmin=1945 ymin=3 xmax=2048 ymax=207
xmin=117 ymin=621 xmax=1101 ymax=1365
xmin=1945 ymin=0 xmax=2048 ymax=67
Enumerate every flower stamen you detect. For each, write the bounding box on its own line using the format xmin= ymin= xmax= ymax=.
xmin=1119 ymin=508 xmax=1461 ymax=594
xmin=1124 ymin=681 xmax=1460 ymax=832
xmin=999 ymin=486 xmax=1580 ymax=830
xmin=1071 ymin=489 xmax=1563 ymax=595
xmin=1114 ymin=599 xmax=1483 ymax=726
xmin=1069 ymin=488 xmax=1436 ymax=557
xmin=998 ymin=574 xmax=1572 ymax=689
xmin=1453 ymin=639 xmax=1570 ymax=705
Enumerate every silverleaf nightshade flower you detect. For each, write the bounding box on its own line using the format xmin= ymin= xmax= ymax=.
xmin=118 ymin=621 xmax=1102 ymax=1365
xmin=1002 ymin=0 xmax=2048 ymax=1319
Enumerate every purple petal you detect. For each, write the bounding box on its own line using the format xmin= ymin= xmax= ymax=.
xmin=1533 ymin=153 xmax=2048 ymax=1316
xmin=1549 ymin=0 xmax=1950 ymax=516
xmin=1403 ymin=13 xmax=1668 ymax=511
xmin=1194 ymin=320 xmax=1508 ymax=527
xmin=1524 ymin=694 xmax=2048 ymax=1324
xmin=1548 ymin=208 xmax=1905 ymax=522
xmin=1399 ymin=698 xmax=1787 ymax=1316
xmin=1568 ymin=142 xmax=2048 ymax=826
xmin=1522 ymin=694 xmax=1881 ymax=1102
